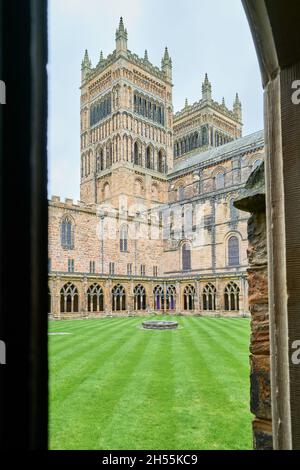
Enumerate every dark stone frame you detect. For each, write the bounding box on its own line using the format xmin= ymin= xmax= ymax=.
xmin=0 ymin=0 xmax=48 ymax=449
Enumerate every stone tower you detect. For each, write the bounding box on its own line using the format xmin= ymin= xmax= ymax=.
xmin=173 ymin=74 xmax=243 ymax=161
xmin=80 ymin=18 xmax=174 ymax=210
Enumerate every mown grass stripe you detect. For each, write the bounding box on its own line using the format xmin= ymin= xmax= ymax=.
xmin=50 ymin=319 xmax=139 ymax=404
xmin=50 ymin=321 xmax=153 ymax=449
xmin=49 ymin=317 xmax=251 ymax=450
xmin=49 ymin=318 xmax=128 ymax=357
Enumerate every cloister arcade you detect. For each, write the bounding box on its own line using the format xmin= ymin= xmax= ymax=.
xmin=49 ymin=277 xmax=245 ymax=317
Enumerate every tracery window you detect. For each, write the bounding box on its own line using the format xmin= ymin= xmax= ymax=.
xmin=166 ymin=285 xmax=176 ymax=310
xmin=228 ymin=235 xmax=239 ymax=266
xmin=87 ymin=283 xmax=104 ymax=312
xmin=203 ymin=283 xmax=216 ymax=310
xmin=61 ymin=216 xmax=74 ymax=249
xmin=153 ymin=285 xmax=164 ymax=310
xmin=183 ymin=284 xmax=195 ymax=310
xmin=134 ymin=284 xmax=146 ymax=310
xmin=60 ymin=282 xmax=79 ymax=313
xmin=224 ymin=281 xmax=240 ymax=311
xmin=112 ymin=284 xmax=126 ymax=311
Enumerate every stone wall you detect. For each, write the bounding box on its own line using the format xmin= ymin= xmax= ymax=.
xmin=235 ymin=162 xmax=272 ymax=450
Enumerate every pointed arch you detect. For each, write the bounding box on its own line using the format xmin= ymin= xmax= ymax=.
xmin=158 ymin=149 xmax=166 ymax=173
xmin=228 ymin=235 xmax=240 ymax=266
xmin=96 ymin=145 xmax=104 ymax=172
xmin=153 ymin=285 xmax=164 ymax=310
xmin=183 ymin=284 xmax=195 ymax=310
xmin=182 ymin=241 xmax=191 ymax=271
xmin=60 ymin=282 xmax=79 ymax=313
xmin=134 ymin=284 xmax=146 ymax=310
xmin=112 ymin=284 xmax=126 ymax=311
xmin=146 ymin=145 xmax=153 ymax=169
xmin=134 ymin=140 xmax=142 ymax=166
xmin=166 ymin=285 xmax=176 ymax=310
xmin=60 ymin=214 xmax=74 ymax=249
xmin=224 ymin=281 xmax=240 ymax=311
xmin=203 ymin=283 xmax=216 ymax=311
xmin=87 ymin=283 xmax=104 ymax=312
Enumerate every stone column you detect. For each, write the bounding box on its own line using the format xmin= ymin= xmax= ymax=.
xmin=176 ymin=281 xmax=181 ymax=314
xmin=235 ymin=163 xmax=272 ymax=450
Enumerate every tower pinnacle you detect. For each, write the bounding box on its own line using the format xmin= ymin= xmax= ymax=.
xmin=81 ymin=49 xmax=92 ymax=81
xmin=161 ymin=47 xmax=172 ymax=81
xmin=202 ymin=73 xmax=212 ymax=101
xmin=115 ymin=17 xmax=128 ymax=55
xmin=233 ymin=93 xmax=242 ymax=121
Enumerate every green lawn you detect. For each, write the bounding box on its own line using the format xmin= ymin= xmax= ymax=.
xmin=49 ymin=316 xmax=252 ymax=450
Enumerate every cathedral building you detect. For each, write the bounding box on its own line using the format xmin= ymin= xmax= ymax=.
xmin=48 ymin=18 xmax=264 ymax=318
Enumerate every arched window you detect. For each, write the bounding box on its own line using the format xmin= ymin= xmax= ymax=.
xmin=61 ymin=216 xmax=74 ymax=249
xmin=112 ymin=284 xmax=126 ymax=311
xmin=87 ymin=283 xmax=104 ymax=312
xmin=97 ymin=148 xmax=104 ymax=172
xmin=215 ymin=172 xmax=225 ymax=190
xmin=60 ymin=282 xmax=79 ymax=313
xmin=158 ymin=150 xmax=165 ymax=173
xmin=134 ymin=284 xmax=146 ymax=310
xmin=203 ymin=283 xmax=216 ymax=311
xmin=182 ymin=243 xmax=191 ymax=271
xmin=228 ymin=235 xmax=239 ymax=266
xmin=146 ymin=146 xmax=152 ymax=169
xmin=153 ymin=285 xmax=164 ymax=310
xmin=183 ymin=284 xmax=195 ymax=310
xmin=224 ymin=281 xmax=240 ymax=311
xmin=120 ymin=225 xmax=128 ymax=252
xmin=106 ymin=142 xmax=112 ymax=168
xmin=134 ymin=141 xmax=141 ymax=165
xmin=166 ymin=285 xmax=176 ymax=310
xmin=202 ymin=126 xmax=208 ymax=145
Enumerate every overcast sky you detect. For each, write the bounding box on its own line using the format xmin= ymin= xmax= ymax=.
xmin=48 ymin=0 xmax=263 ymax=201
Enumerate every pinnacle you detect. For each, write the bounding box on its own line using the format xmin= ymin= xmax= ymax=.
xmin=118 ymin=17 xmax=125 ymax=32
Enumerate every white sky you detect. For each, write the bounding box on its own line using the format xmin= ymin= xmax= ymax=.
xmin=48 ymin=0 xmax=263 ymax=201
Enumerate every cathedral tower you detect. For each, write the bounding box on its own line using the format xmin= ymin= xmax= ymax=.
xmin=80 ymin=18 xmax=173 ymax=210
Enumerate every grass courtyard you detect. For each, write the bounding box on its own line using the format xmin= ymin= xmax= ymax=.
xmin=49 ymin=316 xmax=252 ymax=450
